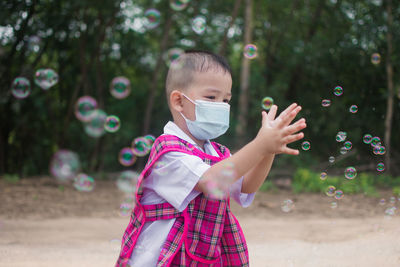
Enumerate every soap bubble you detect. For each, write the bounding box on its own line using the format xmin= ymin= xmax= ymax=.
xmin=329 ymin=156 xmax=335 ymax=163
xmin=34 ymin=68 xmax=59 ymax=90
xmin=363 ymin=134 xmax=372 ymax=144
xmin=320 ymin=172 xmax=327 ymax=180
xmin=110 ymin=76 xmax=131 ymax=99
xmin=344 ymin=166 xmax=357 ymax=179
xmin=379 ymin=198 xmax=386 ymax=205
xmin=144 ymin=134 xmax=156 ymax=146
xmin=340 ymin=146 xmax=348 ymax=155
xmin=343 ymin=141 xmax=352 ymax=150
xmin=119 ymin=202 xmax=133 ymax=217
xmin=385 ymin=207 xmax=396 ymax=216
xmin=370 ymin=137 xmax=381 ymax=147
xmin=281 ymin=199 xmax=295 ymax=213
xmin=331 ymin=201 xmax=338 ymax=209
xmin=301 ymin=141 xmax=310 ymax=151
xmin=376 ymin=162 xmax=385 ymax=172
xmin=104 ymin=115 xmax=121 ymax=133
xmin=333 ymin=86 xmax=343 ymax=96
xmin=152 ymin=160 xmax=169 ymax=175
xmin=389 ymin=196 xmax=396 ymax=204
xmin=75 ymin=96 xmax=97 ymax=122
xmin=170 ymin=0 xmax=189 ymax=11
xmin=73 ymin=173 xmax=95 ymax=192
xmin=84 ymin=109 xmax=107 ymax=138
xmin=28 ymin=36 xmax=41 ymax=52
xmin=164 ymin=48 xmax=184 ymax=67
xmin=132 ymin=136 xmax=151 ymax=156
xmin=204 ymin=162 xmax=235 ymax=199
xmin=349 ymin=105 xmax=358 ymax=113
xmin=50 ymin=150 xmax=80 ymax=181
xmin=144 ymin=9 xmax=161 ymax=29
xmin=334 ymin=190 xmax=344 ymax=200
xmin=243 ymin=44 xmax=257 ymax=59
xmin=325 ymin=185 xmax=336 ymax=197
xmin=116 ymin=171 xmax=139 ymax=194
xmin=371 ymin=53 xmax=381 ymax=65
xmin=261 ymin=96 xmax=274 ymax=110
xmin=335 ymin=131 xmax=347 ymax=142
xmin=11 ymin=77 xmax=31 ymax=99
xmin=321 ymin=99 xmax=331 ymax=107
xmin=118 ymin=147 xmax=137 ymax=166
xmin=192 ymin=16 xmax=206 ymax=34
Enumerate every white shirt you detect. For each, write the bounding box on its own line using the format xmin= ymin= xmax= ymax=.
xmin=129 ymin=121 xmax=255 ymax=266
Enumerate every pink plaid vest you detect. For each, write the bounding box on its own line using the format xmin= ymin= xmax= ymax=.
xmin=116 ymin=135 xmax=249 ymax=267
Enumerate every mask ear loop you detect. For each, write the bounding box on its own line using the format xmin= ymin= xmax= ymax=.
xmin=181 ymin=93 xmax=197 ymax=105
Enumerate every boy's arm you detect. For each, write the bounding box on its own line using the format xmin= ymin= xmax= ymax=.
xmin=241 ymin=153 xmax=275 ymax=194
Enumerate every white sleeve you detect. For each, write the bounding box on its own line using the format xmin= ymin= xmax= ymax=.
xmin=229 ymin=176 xmax=255 ymax=208
xmin=146 ymin=151 xmax=210 ymax=212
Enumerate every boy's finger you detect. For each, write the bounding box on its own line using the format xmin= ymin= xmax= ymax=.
xmin=277 ymin=103 xmax=297 ymax=121
xmin=282 ymin=119 xmax=307 ymax=136
xmin=266 ymin=105 xmax=278 ymax=121
xmin=277 ymin=106 xmax=302 ymax=128
xmin=261 ymin=111 xmax=267 ymax=127
xmin=282 ymin=147 xmax=300 ymax=155
xmin=282 ymin=132 xmax=304 ymax=144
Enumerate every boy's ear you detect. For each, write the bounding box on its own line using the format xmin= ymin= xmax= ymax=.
xmin=170 ymin=90 xmax=184 ymax=112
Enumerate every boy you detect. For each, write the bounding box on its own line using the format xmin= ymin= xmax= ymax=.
xmin=116 ymin=50 xmax=306 ymax=266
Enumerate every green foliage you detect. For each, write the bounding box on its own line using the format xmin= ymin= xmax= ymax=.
xmin=258 ymin=180 xmax=277 ymax=192
xmin=2 ymin=174 xmax=20 ymax=183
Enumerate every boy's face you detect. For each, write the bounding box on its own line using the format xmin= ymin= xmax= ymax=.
xmin=179 ymin=70 xmax=232 ymax=121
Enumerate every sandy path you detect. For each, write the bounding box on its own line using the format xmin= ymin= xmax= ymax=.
xmin=1 ymin=216 xmax=399 ymax=267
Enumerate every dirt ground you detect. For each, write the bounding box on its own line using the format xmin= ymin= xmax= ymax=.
xmin=0 ymin=177 xmax=399 ymax=267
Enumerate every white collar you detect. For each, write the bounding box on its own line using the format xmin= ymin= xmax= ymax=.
xmin=163 ymin=121 xmax=213 ymax=153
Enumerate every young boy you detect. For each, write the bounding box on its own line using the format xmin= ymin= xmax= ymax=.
xmin=116 ymin=50 xmax=306 ymax=266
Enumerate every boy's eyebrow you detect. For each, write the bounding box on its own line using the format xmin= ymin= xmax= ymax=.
xmin=204 ymin=88 xmax=232 ymax=96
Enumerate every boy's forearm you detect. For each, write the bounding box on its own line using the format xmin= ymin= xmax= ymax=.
xmin=241 ymin=153 xmax=275 ymax=194
xmin=196 ymin=138 xmax=266 ymax=193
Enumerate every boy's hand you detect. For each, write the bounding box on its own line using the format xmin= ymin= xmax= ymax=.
xmin=256 ymin=103 xmax=306 ymax=155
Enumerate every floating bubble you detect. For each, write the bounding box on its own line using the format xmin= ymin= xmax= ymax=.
xmin=75 ymin=96 xmax=97 ymax=122
xmin=110 ymin=238 xmax=121 ymax=251
xmin=333 ymin=86 xmax=343 ymax=96
xmin=28 ymin=36 xmax=41 ymax=52
xmin=379 ymin=198 xmax=386 ymax=205
xmin=49 ymin=150 xmax=80 ymax=181
xmin=11 ymin=77 xmax=31 ymax=99
xmin=164 ymin=48 xmax=184 ymax=67
xmin=84 ymin=109 xmax=107 ymax=138
xmin=343 ymin=141 xmax=352 ymax=150
xmin=116 ymin=171 xmax=139 ymax=194
xmin=144 ymin=134 xmax=156 ymax=147
xmin=320 ymin=172 xmax=328 ymax=180
xmin=261 ymin=96 xmax=274 ymax=110
xmin=131 ymin=136 xmax=151 ymax=156
xmin=243 ymin=44 xmax=258 ymax=59
xmin=340 ymin=146 xmax=348 ymax=155
xmin=301 ymin=141 xmax=310 ymax=151
xmin=152 ymin=160 xmax=168 ymax=175
xmin=281 ymin=199 xmax=295 ymax=213
xmin=370 ymin=137 xmax=381 ymax=147
xmin=371 ymin=53 xmax=381 ymax=65
xmin=34 ymin=68 xmax=59 ymax=90
xmin=170 ymin=0 xmax=189 ymax=11
xmin=220 ymin=162 xmax=236 ymax=181
xmin=104 ymin=115 xmax=121 ymax=133
xmin=204 ymin=179 xmax=226 ymax=199
xmin=389 ymin=196 xmax=396 ymax=204
xmin=192 ymin=16 xmax=206 ymax=34
xmin=119 ymin=202 xmax=133 ymax=217
xmin=330 ymin=201 xmax=338 ymax=209
xmin=349 ymin=105 xmax=358 ymax=113
xmin=73 ymin=173 xmax=95 ymax=192
xmin=334 ymin=190 xmax=344 ymax=200
xmin=321 ymin=99 xmax=331 ymax=107
xmin=329 ymin=156 xmax=335 ymax=163
xmin=363 ymin=134 xmax=373 ymax=144
xmin=144 ymin=9 xmax=161 ymax=29
xmin=385 ymin=207 xmax=396 ymax=216
xmin=110 ymin=76 xmax=131 ymax=99
xmin=344 ymin=166 xmax=357 ymax=179
xmin=376 ymin=162 xmax=385 ymax=172
xmin=325 ymin=185 xmax=336 ymax=197
xmin=118 ymin=147 xmax=137 ymax=166
xmin=335 ymin=131 xmax=347 ymax=142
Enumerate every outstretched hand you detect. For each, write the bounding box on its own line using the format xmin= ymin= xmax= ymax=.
xmin=256 ymin=103 xmax=307 ymax=155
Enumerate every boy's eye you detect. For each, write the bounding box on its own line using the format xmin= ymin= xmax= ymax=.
xmin=223 ymin=99 xmax=230 ymax=103
xmin=205 ymin=96 xmax=216 ymax=100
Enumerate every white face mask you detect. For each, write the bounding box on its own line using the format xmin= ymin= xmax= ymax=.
xmin=180 ymin=93 xmax=230 ymax=140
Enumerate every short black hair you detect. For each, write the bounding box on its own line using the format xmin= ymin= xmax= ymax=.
xmin=165 ymin=50 xmax=232 ymax=104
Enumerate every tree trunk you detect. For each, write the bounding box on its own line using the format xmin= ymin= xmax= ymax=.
xmin=384 ymin=0 xmax=394 ymax=174
xmin=142 ymin=9 xmax=174 ymax=135
xmin=219 ymin=0 xmax=242 ymax=56
xmin=235 ymin=0 xmax=253 ymax=147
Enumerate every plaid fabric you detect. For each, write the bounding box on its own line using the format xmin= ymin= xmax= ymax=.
xmin=116 ymin=135 xmax=249 ymax=267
